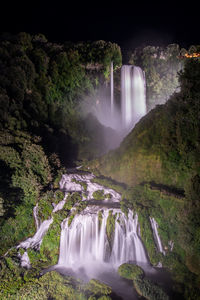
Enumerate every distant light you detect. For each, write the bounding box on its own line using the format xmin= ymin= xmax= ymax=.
xmin=180 ymin=52 xmax=200 ymax=59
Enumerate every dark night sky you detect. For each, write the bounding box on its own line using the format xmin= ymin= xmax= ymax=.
xmin=1 ymin=1 xmax=199 ymax=50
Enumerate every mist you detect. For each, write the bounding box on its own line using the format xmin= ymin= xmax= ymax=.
xmin=80 ymin=62 xmax=147 ymax=157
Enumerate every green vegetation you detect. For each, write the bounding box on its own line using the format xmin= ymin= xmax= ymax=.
xmin=0 ymin=130 xmax=53 ymax=255
xmin=106 ymin=210 xmax=117 ymax=247
xmin=72 ymin=178 xmax=88 ymax=191
xmin=90 ymin=57 xmax=200 ymax=298
xmin=0 ymin=33 xmax=199 ymax=299
xmin=98 ymin=210 xmax=103 ymax=228
xmin=0 ymin=33 xmax=122 ymax=163
xmin=84 ymin=279 xmax=112 ymax=297
xmin=118 ymin=263 xmax=169 ymax=299
xmin=93 ymin=58 xmax=200 ymax=190
xmin=92 ymin=189 xmax=105 ymax=200
xmin=129 ymin=44 xmax=183 ymax=111
xmin=118 ymin=263 xmax=144 ymax=280
xmin=0 ymin=256 xmax=113 ymax=300
xmin=134 ymin=277 xmax=169 ymax=300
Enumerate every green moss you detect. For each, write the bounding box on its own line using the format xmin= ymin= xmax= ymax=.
xmin=15 ymin=271 xmax=86 ymax=300
xmin=64 ymin=192 xmax=82 ymax=211
xmin=28 ymin=208 xmax=69 ymax=269
xmin=38 ymin=192 xmax=54 ymax=221
xmin=75 ymin=201 xmax=88 ymax=214
xmin=105 ymin=193 xmax=112 ymax=199
xmin=84 ymin=279 xmax=112 ymax=297
xmin=106 ymin=210 xmax=117 ymax=247
xmin=98 ymin=210 xmax=103 ymax=228
xmin=133 ymin=277 xmax=169 ymax=300
xmin=118 ymin=263 xmax=144 ymax=280
xmin=92 ymin=190 xmax=105 ymax=200
xmin=54 ymin=190 xmax=65 ymax=203
xmin=138 ymin=212 xmax=160 ymax=266
xmin=39 ymin=214 xmax=64 ymax=266
xmin=68 ymin=214 xmax=75 ymax=226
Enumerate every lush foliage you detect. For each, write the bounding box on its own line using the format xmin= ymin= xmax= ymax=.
xmin=84 ymin=279 xmax=112 ymax=297
xmin=0 ymin=130 xmax=53 ymax=254
xmin=92 ymin=189 xmax=105 ymax=200
xmin=93 ymin=58 xmax=200 ymax=190
xmin=0 ymin=33 xmax=122 ymax=163
xmin=134 ymin=277 xmax=169 ymax=300
xmin=129 ymin=44 xmax=183 ymax=111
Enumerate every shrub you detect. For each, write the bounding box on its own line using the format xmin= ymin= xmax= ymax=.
xmin=118 ymin=263 xmax=144 ymax=280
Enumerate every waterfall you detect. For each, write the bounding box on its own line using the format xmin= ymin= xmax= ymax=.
xmin=121 ymin=65 xmax=146 ymax=131
xmin=110 ymin=61 xmax=114 ymax=117
xmin=18 ymin=218 xmax=53 ymax=250
xmin=150 ymin=217 xmax=165 ymax=255
xmin=33 ymin=203 xmax=39 ymax=230
xmin=19 ymin=251 xmax=31 ymax=269
xmin=17 ymin=192 xmax=68 ymax=267
xmin=58 ymin=207 xmax=147 ymax=276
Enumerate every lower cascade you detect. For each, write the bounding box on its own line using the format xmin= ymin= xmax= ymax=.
xmin=17 ymin=172 xmax=166 ymax=282
xmin=58 ymin=206 xmax=148 ymax=276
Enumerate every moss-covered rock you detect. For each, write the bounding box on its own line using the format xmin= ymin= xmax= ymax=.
xmin=15 ymin=271 xmax=86 ymax=300
xmin=118 ymin=263 xmax=144 ymax=280
xmin=133 ymin=277 xmax=169 ymax=300
xmin=106 ymin=210 xmax=117 ymax=247
xmin=92 ymin=189 xmax=105 ymax=200
xmin=84 ymin=279 xmax=112 ymax=297
xmin=98 ymin=210 xmax=103 ymax=228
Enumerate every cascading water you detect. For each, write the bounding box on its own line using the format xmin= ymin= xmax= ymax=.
xmin=57 ymin=173 xmax=148 ymax=279
xmin=121 ymin=65 xmax=146 ymax=131
xmin=16 ymin=172 xmax=171 ymax=299
xmin=150 ymin=217 xmax=165 ymax=255
xmin=58 ymin=207 xmax=147 ymax=276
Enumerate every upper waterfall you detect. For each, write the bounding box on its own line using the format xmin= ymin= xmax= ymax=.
xmin=121 ymin=65 xmax=146 ymax=131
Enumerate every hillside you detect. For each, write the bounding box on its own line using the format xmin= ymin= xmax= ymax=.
xmin=0 ymin=33 xmax=122 ymax=164
xmin=92 ymin=58 xmax=200 ymax=192
xmin=88 ymin=58 xmax=200 ymax=298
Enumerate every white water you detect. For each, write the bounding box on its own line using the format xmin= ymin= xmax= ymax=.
xmin=150 ymin=217 xmax=165 ymax=255
xmin=59 ymin=173 xmax=121 ymax=202
xmin=121 ymin=65 xmax=146 ymax=131
xmin=33 ymin=203 xmax=39 ymax=230
xmin=18 ymin=218 xmax=53 ymax=250
xmin=53 ymin=193 xmax=68 ymax=213
xmin=17 ymin=192 xmax=68 ymax=266
xmin=20 ymin=251 xmax=31 ymax=269
xmin=15 ymin=172 xmax=172 ymax=299
xmin=58 ymin=206 xmax=147 ymax=278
